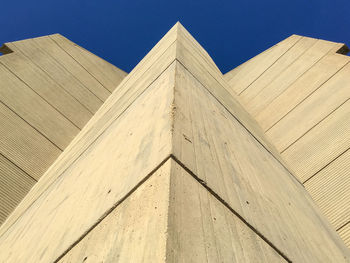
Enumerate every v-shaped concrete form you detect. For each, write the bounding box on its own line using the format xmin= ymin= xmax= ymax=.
xmin=0 ymin=23 xmax=349 ymax=262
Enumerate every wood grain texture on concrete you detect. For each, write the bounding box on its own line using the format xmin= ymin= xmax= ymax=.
xmin=0 ymin=60 xmax=80 ymax=150
xmin=0 ymin=26 xmax=179 ymax=238
xmin=0 ymin=101 xmax=61 ymax=181
xmin=60 ymin=159 xmax=286 ymax=263
xmin=267 ymin=64 xmax=350 ymax=153
xmin=0 ymin=23 xmax=349 ymax=262
xmin=305 ymin=149 xmax=350 ymax=231
xmin=59 ymin=160 xmax=172 ymax=263
xmin=6 ymin=40 xmax=102 ymax=113
xmin=50 ymin=34 xmax=126 ymax=93
xmin=165 ymin=160 xmax=285 ymax=263
xmin=0 ymin=52 xmax=92 ymax=129
xmin=256 ymin=52 xmax=349 ymax=131
xmin=224 ymin=34 xmax=350 ymax=247
xmin=174 ymin=24 xmax=289 ymax=170
xmin=281 ymin=99 xmax=350 ymax=182
xmin=171 ymin=59 xmax=349 ymax=262
xmin=0 ymin=36 xmax=126 ymax=225
xmin=34 ymin=35 xmax=111 ymax=101
xmin=0 ymin=154 xmax=36 ymax=224
xmin=0 ymin=22 xmax=291 ymax=240
xmin=239 ymin=36 xmax=317 ymax=102
xmin=224 ymin=34 xmax=302 ymax=94
xmin=0 ymin=61 xmax=174 ymax=263
xmin=245 ymin=39 xmax=338 ymax=116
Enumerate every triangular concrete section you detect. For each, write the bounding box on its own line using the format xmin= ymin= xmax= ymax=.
xmin=0 ymin=23 xmax=349 ymax=262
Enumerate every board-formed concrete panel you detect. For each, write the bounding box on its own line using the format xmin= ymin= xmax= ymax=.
xmin=0 ymin=59 xmax=175 ymax=263
xmin=225 ymin=34 xmax=350 ymax=246
xmin=0 ymin=23 xmax=348 ymax=262
xmin=59 ymin=159 xmax=286 ymax=263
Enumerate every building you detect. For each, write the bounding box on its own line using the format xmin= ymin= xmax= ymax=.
xmin=0 ymin=22 xmax=349 ymax=262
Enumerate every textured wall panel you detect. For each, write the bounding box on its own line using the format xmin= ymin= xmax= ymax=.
xmin=50 ymin=34 xmax=126 ymax=92
xmin=0 ymin=52 xmax=92 ymax=129
xmin=172 ymin=60 xmax=348 ymax=262
xmin=267 ymin=63 xmax=350 ymax=152
xmin=224 ymin=34 xmax=301 ymax=94
xmin=305 ymin=149 xmax=350 ymax=229
xmin=60 ymin=160 xmax=286 ymax=263
xmin=239 ymin=37 xmax=317 ymax=103
xmin=34 ymin=36 xmax=111 ymax=101
xmin=245 ymin=39 xmax=339 ymax=116
xmin=282 ymin=100 xmax=350 ymax=182
xmin=0 ymin=62 xmax=79 ymax=149
xmin=0 ymin=155 xmax=36 ymax=225
xmin=0 ymin=102 xmax=61 ymax=180
xmin=224 ymin=35 xmax=350 ymax=247
xmin=0 ymin=36 xmax=126 ymax=227
xmin=256 ymin=53 xmax=349 ymax=131
xmin=6 ymin=40 xmax=103 ymax=113
xmin=0 ymin=23 xmax=348 ymax=261
xmin=339 ymin=223 xmax=350 ymax=248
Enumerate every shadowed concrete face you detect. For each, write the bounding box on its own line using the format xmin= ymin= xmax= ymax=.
xmin=0 ymin=23 xmax=349 ymax=262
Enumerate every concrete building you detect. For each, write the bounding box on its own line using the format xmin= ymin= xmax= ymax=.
xmin=0 ymin=23 xmax=349 ymax=262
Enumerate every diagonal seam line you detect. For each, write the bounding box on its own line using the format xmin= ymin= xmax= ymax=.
xmin=303 ymin=147 xmax=350 ymax=184
xmin=30 ymin=37 xmax=105 ymax=104
xmin=265 ymin=60 xmax=350 ymax=133
xmin=0 ymin=30 xmax=180 ymax=237
xmin=256 ymin=42 xmax=338 ymax=128
xmin=53 ymin=154 xmax=292 ymax=263
xmin=0 ymin=58 xmax=177 ymax=240
xmin=0 ymin=60 xmax=82 ymax=132
xmin=281 ymin=97 xmax=350 ymax=154
xmin=175 ymin=58 xmax=304 ymax=189
xmin=0 ymin=100 xmax=63 ymax=152
xmin=48 ymin=35 xmax=113 ymax=95
xmin=243 ymin=38 xmax=320 ymax=104
xmin=336 ymin=221 xmax=350 ymax=232
xmin=0 ymin=153 xmax=37 ymax=182
xmin=170 ymin=154 xmax=292 ymax=263
xmin=52 ymin=155 xmax=172 ymax=263
xmin=10 ymin=42 xmax=96 ymax=115
xmin=238 ymin=36 xmax=304 ymax=96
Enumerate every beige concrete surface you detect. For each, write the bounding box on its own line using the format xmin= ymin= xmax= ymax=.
xmin=0 ymin=23 xmax=348 ymax=262
xmin=0 ymin=35 xmax=126 ymax=225
xmin=339 ymin=223 xmax=350 ymax=248
xmin=60 ymin=159 xmax=286 ymax=263
xmin=225 ymin=35 xmax=350 ymax=246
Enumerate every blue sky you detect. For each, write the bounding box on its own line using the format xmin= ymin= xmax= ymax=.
xmin=1 ymin=0 xmax=349 ymax=73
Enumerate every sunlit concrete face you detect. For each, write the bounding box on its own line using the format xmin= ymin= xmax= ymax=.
xmin=0 ymin=34 xmax=127 ymax=226
xmin=0 ymin=22 xmax=349 ymax=262
xmin=224 ymin=33 xmax=350 ymax=248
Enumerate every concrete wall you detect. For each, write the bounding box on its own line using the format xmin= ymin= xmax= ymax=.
xmin=225 ymin=35 xmax=350 ymax=246
xmin=0 ymin=23 xmax=348 ymax=262
xmin=0 ymin=34 xmax=126 ymax=225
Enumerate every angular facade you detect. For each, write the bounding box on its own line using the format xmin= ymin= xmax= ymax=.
xmin=0 ymin=23 xmax=349 ymax=262
xmin=224 ymin=35 xmax=350 ymax=246
xmin=0 ymin=34 xmax=126 ymax=225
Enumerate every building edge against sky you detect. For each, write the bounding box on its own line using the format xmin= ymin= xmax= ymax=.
xmin=0 ymin=22 xmax=349 ymax=262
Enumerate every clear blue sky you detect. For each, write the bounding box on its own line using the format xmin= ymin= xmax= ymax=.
xmin=1 ymin=0 xmax=349 ymax=73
